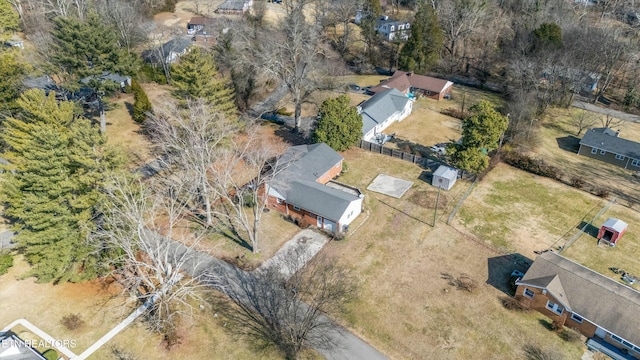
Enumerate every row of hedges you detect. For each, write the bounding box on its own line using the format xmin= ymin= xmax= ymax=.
xmin=499 ymin=150 xmax=613 ymax=200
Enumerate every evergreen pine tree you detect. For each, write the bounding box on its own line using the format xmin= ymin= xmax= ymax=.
xmin=398 ymin=2 xmax=442 ymax=73
xmin=50 ymin=12 xmax=134 ymax=85
xmin=0 ymin=0 xmax=19 ymax=40
xmin=132 ymin=79 xmax=152 ymax=123
xmin=170 ymin=48 xmax=237 ymax=118
xmin=313 ymin=95 xmax=362 ymax=151
xmin=0 ymin=89 xmax=124 ymax=283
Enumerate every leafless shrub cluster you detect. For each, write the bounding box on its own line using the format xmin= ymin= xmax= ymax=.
xmin=441 ymin=272 xmax=478 ymax=292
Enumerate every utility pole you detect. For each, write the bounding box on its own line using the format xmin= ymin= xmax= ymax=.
xmin=433 ymin=185 xmax=441 ymax=227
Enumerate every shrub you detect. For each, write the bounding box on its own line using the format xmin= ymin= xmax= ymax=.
xmin=441 ymin=107 xmax=468 ymax=120
xmin=501 ymin=297 xmax=530 ymax=312
xmin=502 ymin=151 xmax=562 ymax=180
xmin=558 ymin=328 xmax=582 ymax=343
xmin=111 ymin=347 xmax=139 ymax=360
xmin=0 ymin=252 xmax=13 ymax=275
xmin=441 ymin=272 xmax=478 ymax=292
xmin=595 ymin=188 xmax=610 ymax=199
xmin=61 ymin=313 xmax=85 ymax=331
xmin=569 ymin=176 xmax=585 ymax=189
xmin=523 ymin=344 xmax=564 ymax=360
xmin=42 ymin=349 xmax=58 ymax=360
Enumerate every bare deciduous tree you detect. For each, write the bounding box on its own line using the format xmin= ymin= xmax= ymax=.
xmin=601 ymin=114 xmax=626 ymax=129
xmin=257 ymin=3 xmax=325 ymax=132
xmin=213 ymin=250 xmax=356 ymax=359
xmin=95 ymin=175 xmax=215 ymax=340
xmin=209 ymin=130 xmax=288 ymax=253
xmin=96 ymin=0 xmax=148 ymax=54
xmin=572 ymin=110 xmax=598 ymax=136
xmin=145 ymin=98 xmax=239 ymax=227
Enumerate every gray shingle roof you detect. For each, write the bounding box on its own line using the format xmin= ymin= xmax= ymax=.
xmin=274 ymin=143 xmax=343 ymax=183
xmin=285 ymin=180 xmax=359 ymax=221
xmin=270 ymin=144 xmax=360 ymax=221
xmin=518 ymin=252 xmax=640 ymax=345
xmin=433 ymin=165 xmax=457 ymax=180
xmin=359 ymin=88 xmax=410 ymax=136
xmin=580 ymin=128 xmax=640 ymax=160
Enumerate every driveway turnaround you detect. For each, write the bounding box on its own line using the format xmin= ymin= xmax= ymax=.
xmin=367 ymin=174 xmax=414 ymax=198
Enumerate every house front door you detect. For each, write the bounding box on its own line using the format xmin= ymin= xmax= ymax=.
xmin=317 ymin=216 xmax=323 ymax=228
xmin=595 ymin=327 xmax=606 ymax=339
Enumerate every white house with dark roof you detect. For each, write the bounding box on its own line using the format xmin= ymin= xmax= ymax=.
xmin=374 ymin=16 xmax=411 ymax=41
xmin=358 ymin=88 xmax=413 ymax=142
xmin=578 ymin=128 xmax=640 ymax=170
xmin=266 ymin=143 xmax=363 ymax=233
xmin=515 ymin=252 xmax=640 ymax=359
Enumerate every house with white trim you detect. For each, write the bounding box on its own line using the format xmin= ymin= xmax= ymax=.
xmin=359 ymin=88 xmax=413 ymax=142
xmin=515 ymin=252 xmax=640 ymax=359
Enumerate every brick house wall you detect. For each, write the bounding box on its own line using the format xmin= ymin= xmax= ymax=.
xmin=315 ymin=161 xmax=343 ymax=184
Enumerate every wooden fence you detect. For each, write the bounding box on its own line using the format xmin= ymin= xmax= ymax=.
xmin=358 ymin=140 xmax=442 ymax=169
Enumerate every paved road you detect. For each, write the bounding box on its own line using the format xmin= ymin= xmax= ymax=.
xmin=171 ymin=232 xmax=387 ymax=360
xmin=573 ymin=101 xmax=640 ymax=123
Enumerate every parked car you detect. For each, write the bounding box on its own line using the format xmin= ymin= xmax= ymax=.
xmin=430 ymin=143 xmax=448 ymax=155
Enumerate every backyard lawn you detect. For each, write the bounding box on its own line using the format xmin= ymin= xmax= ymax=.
xmin=454 ymin=163 xmax=602 ymax=256
xmin=324 ymin=149 xmax=586 ymax=360
xmin=532 ymin=106 xmax=640 ymax=204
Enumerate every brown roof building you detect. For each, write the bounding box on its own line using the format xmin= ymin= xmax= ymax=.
xmin=369 ymin=71 xmax=453 ymax=100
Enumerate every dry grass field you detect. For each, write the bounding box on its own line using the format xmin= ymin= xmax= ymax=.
xmin=324 ymin=148 xmax=585 ymax=360
xmin=531 ymin=106 xmax=640 ymax=203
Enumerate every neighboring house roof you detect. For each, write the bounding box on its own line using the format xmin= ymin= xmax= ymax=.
xmin=517 ymin=252 xmax=640 ymax=346
xmin=22 ymin=75 xmax=56 ymax=91
xmin=80 ymin=72 xmax=131 ymax=87
xmin=188 ymin=16 xmax=214 ymax=26
xmin=0 ymin=332 xmax=47 ymax=360
xmin=285 ymin=180 xmax=359 ymax=221
xmin=217 ymin=0 xmax=250 ymax=11
xmin=602 ymin=218 xmax=628 ymax=233
xmin=270 ymin=143 xmax=360 ymax=221
xmin=142 ymin=37 xmax=192 ymax=63
xmin=359 ymin=88 xmax=410 ymax=136
xmin=370 ymin=71 xmax=453 ymax=95
xmin=275 ymin=143 xmax=343 ymax=183
xmin=375 ymin=16 xmax=407 ymax=28
xmin=580 ymin=127 xmax=640 ymax=160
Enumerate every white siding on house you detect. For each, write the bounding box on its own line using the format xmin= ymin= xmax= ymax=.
xmin=337 ymin=197 xmax=363 ymax=231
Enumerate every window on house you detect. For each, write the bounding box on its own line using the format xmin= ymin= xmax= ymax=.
xmin=293 ymin=205 xmax=300 ymax=211
xmin=546 ymin=300 xmax=563 ymax=315
xmin=623 ymin=340 xmax=634 ymax=349
xmin=570 ymin=313 xmax=583 ymax=324
xmin=276 ymin=198 xmax=283 ymax=204
xmin=523 ymin=288 xmax=534 ymax=299
xmin=591 ymin=147 xmax=598 ymax=154
xmin=615 ymin=154 xmax=625 ymax=160
xmin=600 ymin=149 xmax=606 ymax=155
xmin=611 ymin=335 xmax=623 ymax=343
xmin=632 ymin=159 xmax=640 ymax=167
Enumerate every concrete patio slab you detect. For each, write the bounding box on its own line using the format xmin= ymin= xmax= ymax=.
xmin=367 ymin=174 xmax=413 ymax=198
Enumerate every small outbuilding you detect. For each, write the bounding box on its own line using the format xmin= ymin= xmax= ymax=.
xmin=597 ymin=218 xmax=628 ymax=246
xmin=432 ymin=165 xmax=457 ymax=191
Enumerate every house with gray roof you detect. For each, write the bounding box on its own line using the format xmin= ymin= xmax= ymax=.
xmin=578 ymin=127 xmax=640 ymax=170
xmin=515 ymin=252 xmax=640 ymax=359
xmin=358 ymin=88 xmax=413 ymax=142
xmin=0 ymin=331 xmax=47 ymax=360
xmin=142 ymin=37 xmax=192 ymax=65
xmin=215 ymin=0 xmax=252 ymax=14
xmin=266 ymin=143 xmax=363 ymax=233
xmin=80 ymin=72 xmax=131 ymax=89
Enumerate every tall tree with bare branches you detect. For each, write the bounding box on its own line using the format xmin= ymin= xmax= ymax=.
xmin=145 ymin=99 xmax=240 ymax=226
xmin=95 ymin=175 xmax=216 ymax=342
xmin=257 ymin=2 xmax=324 ymax=132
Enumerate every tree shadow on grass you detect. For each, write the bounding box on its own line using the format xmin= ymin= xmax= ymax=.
xmin=125 ymin=101 xmax=134 ymax=119
xmin=272 ymin=124 xmax=308 ymax=146
xmin=556 ymin=136 xmax=580 ymax=153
